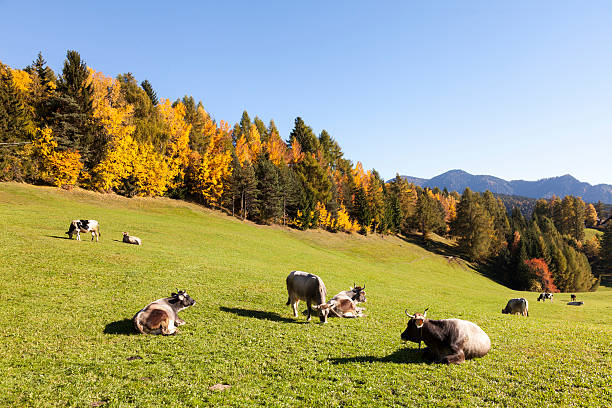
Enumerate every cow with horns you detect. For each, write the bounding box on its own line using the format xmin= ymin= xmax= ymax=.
xmin=401 ymin=308 xmax=491 ymax=364
xmin=319 ymin=284 xmax=367 ymax=318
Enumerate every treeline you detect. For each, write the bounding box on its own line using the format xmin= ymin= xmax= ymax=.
xmin=1 ymin=51 xmax=609 ymax=291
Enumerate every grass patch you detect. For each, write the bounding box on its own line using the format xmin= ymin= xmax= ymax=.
xmin=1 ymin=182 xmax=610 ymax=407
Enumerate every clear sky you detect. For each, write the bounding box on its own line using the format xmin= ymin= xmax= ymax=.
xmin=1 ymin=1 xmax=611 ymax=185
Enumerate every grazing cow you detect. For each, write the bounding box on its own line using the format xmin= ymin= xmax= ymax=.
xmin=133 ymin=290 xmax=196 ymax=335
xmin=537 ymin=292 xmax=554 ymax=302
xmin=319 ymin=289 xmax=366 ymax=318
xmin=502 ymin=298 xmax=529 ymax=316
xmin=570 ymin=294 xmax=576 ymax=302
xmin=122 ymin=232 xmax=142 ymax=245
xmin=286 ymin=271 xmax=328 ymax=322
xmin=401 ymin=308 xmax=491 ymax=364
xmin=66 ymin=219 xmax=100 ymax=241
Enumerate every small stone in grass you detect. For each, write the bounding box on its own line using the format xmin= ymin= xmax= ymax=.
xmin=209 ymin=383 xmax=231 ymax=391
xmin=126 ymin=356 xmax=142 ymax=361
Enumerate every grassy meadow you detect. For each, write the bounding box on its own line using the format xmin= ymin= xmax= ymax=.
xmin=0 ymin=182 xmax=610 ymax=407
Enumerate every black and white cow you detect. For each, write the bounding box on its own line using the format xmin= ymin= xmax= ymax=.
xmin=401 ymin=308 xmax=491 ymax=364
xmin=286 ymin=271 xmax=328 ymax=322
xmin=537 ymin=292 xmax=554 ymax=302
xmin=133 ymin=290 xmax=196 ymax=335
xmin=66 ymin=219 xmax=100 ymax=241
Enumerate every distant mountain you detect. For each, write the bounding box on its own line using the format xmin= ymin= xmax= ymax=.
xmin=397 ymin=170 xmax=612 ymax=204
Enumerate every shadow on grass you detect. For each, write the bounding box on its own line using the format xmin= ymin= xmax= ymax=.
xmin=47 ymin=235 xmax=70 ymax=240
xmin=329 ymin=346 xmax=425 ymax=365
xmin=104 ymin=318 xmax=137 ymax=335
xmin=220 ymin=306 xmax=306 ymax=324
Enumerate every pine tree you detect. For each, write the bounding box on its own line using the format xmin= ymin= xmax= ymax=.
xmin=288 ymin=117 xmax=318 ymax=154
xmin=141 ymin=79 xmax=158 ymax=106
xmin=50 ymin=50 xmax=95 ymax=166
xmin=451 ymin=188 xmax=495 ymax=261
xmin=253 ymin=116 xmax=268 ymax=144
xmin=353 ymin=185 xmax=371 ymax=234
xmin=416 ymin=189 xmax=445 ymax=240
xmin=255 ymin=158 xmax=282 ymax=223
xmin=601 ymin=222 xmax=612 ymax=272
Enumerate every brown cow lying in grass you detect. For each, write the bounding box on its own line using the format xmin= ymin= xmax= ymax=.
xmin=133 ymin=290 xmax=195 ymax=335
xmin=401 ymin=308 xmax=491 ymax=364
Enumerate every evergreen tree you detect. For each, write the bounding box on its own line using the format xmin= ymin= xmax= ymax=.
xmin=51 ymin=50 xmax=96 ymax=166
xmin=288 ymin=117 xmax=318 ymax=154
xmin=278 ymin=165 xmax=302 ymax=225
xmin=601 ymin=222 xmax=612 ymax=272
xmin=415 ymin=189 xmax=445 ymax=240
xmin=253 ymin=116 xmax=268 ymax=144
xmin=255 ymin=158 xmax=282 ymax=223
xmin=230 ymin=154 xmax=258 ymax=220
xmin=353 ymin=185 xmax=371 ymax=235
xmin=293 ymin=153 xmax=332 ymax=226
xmin=451 ymin=188 xmax=495 ymax=261
xmin=141 ymin=79 xmax=158 ymax=106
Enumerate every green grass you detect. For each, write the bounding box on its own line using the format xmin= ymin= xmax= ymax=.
xmin=1 ymin=182 xmax=610 ymax=407
xmin=585 ymin=227 xmax=603 ymax=241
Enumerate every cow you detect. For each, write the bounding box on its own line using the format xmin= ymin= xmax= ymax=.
xmin=66 ymin=219 xmax=100 ymax=242
xmin=502 ymin=298 xmax=529 ymax=316
xmin=319 ymin=289 xmax=366 ymax=318
xmin=338 ymin=284 xmax=367 ymax=304
xmin=537 ymin=292 xmax=554 ymax=302
xmin=133 ymin=290 xmax=196 ymax=335
xmin=122 ymin=232 xmax=142 ymax=245
xmin=570 ymin=294 xmax=576 ymax=302
xmin=401 ymin=308 xmax=491 ymax=364
xmin=286 ymin=271 xmax=328 ymax=323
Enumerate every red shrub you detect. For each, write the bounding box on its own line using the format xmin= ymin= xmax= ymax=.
xmin=524 ymin=258 xmax=558 ymax=292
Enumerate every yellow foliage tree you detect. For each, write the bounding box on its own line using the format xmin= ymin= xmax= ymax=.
xmin=187 ymin=119 xmax=233 ymax=206
xmin=158 ymin=99 xmax=192 ymax=189
xmin=266 ymin=128 xmax=288 ymax=166
xmin=29 ymin=127 xmax=83 ymax=188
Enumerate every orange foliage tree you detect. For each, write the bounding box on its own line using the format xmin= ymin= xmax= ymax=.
xmin=524 ymin=258 xmax=558 ymax=292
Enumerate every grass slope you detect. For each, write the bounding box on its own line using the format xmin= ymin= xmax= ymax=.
xmin=0 ymin=183 xmax=610 ymax=407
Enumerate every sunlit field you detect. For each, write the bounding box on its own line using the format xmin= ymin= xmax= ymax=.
xmin=1 ymin=183 xmax=610 ymax=407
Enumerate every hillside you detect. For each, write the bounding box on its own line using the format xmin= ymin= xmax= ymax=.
xmin=399 ymin=170 xmax=612 ymax=203
xmin=0 ymin=183 xmax=610 ymax=407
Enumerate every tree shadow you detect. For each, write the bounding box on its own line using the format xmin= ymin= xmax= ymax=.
xmin=104 ymin=318 xmax=137 ymax=335
xmin=219 ymin=306 xmax=306 ymax=324
xmin=329 ymin=347 xmax=425 ymax=365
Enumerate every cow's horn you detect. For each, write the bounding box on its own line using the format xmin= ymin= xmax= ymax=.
xmin=423 ymin=307 xmax=429 ymax=318
xmin=405 ymin=309 xmax=415 ymax=318
xmin=362 ymin=284 xmax=365 ymax=290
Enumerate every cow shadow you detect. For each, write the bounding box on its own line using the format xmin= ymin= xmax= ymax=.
xmin=219 ymin=306 xmax=306 ymax=324
xmin=329 ymin=347 xmax=425 ymax=365
xmin=47 ymin=235 xmax=70 ymax=240
xmin=104 ymin=318 xmax=137 ymax=335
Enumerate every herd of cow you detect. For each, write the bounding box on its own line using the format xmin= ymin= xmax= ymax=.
xmin=66 ymin=219 xmax=581 ymax=364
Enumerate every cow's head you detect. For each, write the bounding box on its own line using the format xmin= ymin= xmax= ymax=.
xmin=351 ymin=284 xmax=367 ymax=303
xmin=169 ymin=290 xmax=196 ymax=310
xmin=316 ymin=302 xmax=332 ymax=323
xmin=66 ymin=221 xmax=79 ymax=237
xmin=123 ymin=232 xmax=129 ymax=237
xmin=401 ymin=308 xmax=428 ymax=345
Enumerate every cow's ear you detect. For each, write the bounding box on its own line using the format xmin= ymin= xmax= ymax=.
xmin=171 ymin=292 xmax=177 ymax=297
xmin=415 ymin=318 xmax=425 ymax=328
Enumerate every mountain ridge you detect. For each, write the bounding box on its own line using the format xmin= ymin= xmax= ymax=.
xmin=396 ymin=170 xmax=612 ymax=203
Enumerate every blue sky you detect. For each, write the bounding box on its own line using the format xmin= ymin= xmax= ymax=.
xmin=1 ymin=1 xmax=611 ymax=185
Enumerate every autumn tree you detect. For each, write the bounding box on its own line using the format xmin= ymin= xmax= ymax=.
xmin=585 ymin=204 xmax=598 ymax=228
xmin=524 ymin=258 xmax=557 ymax=292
